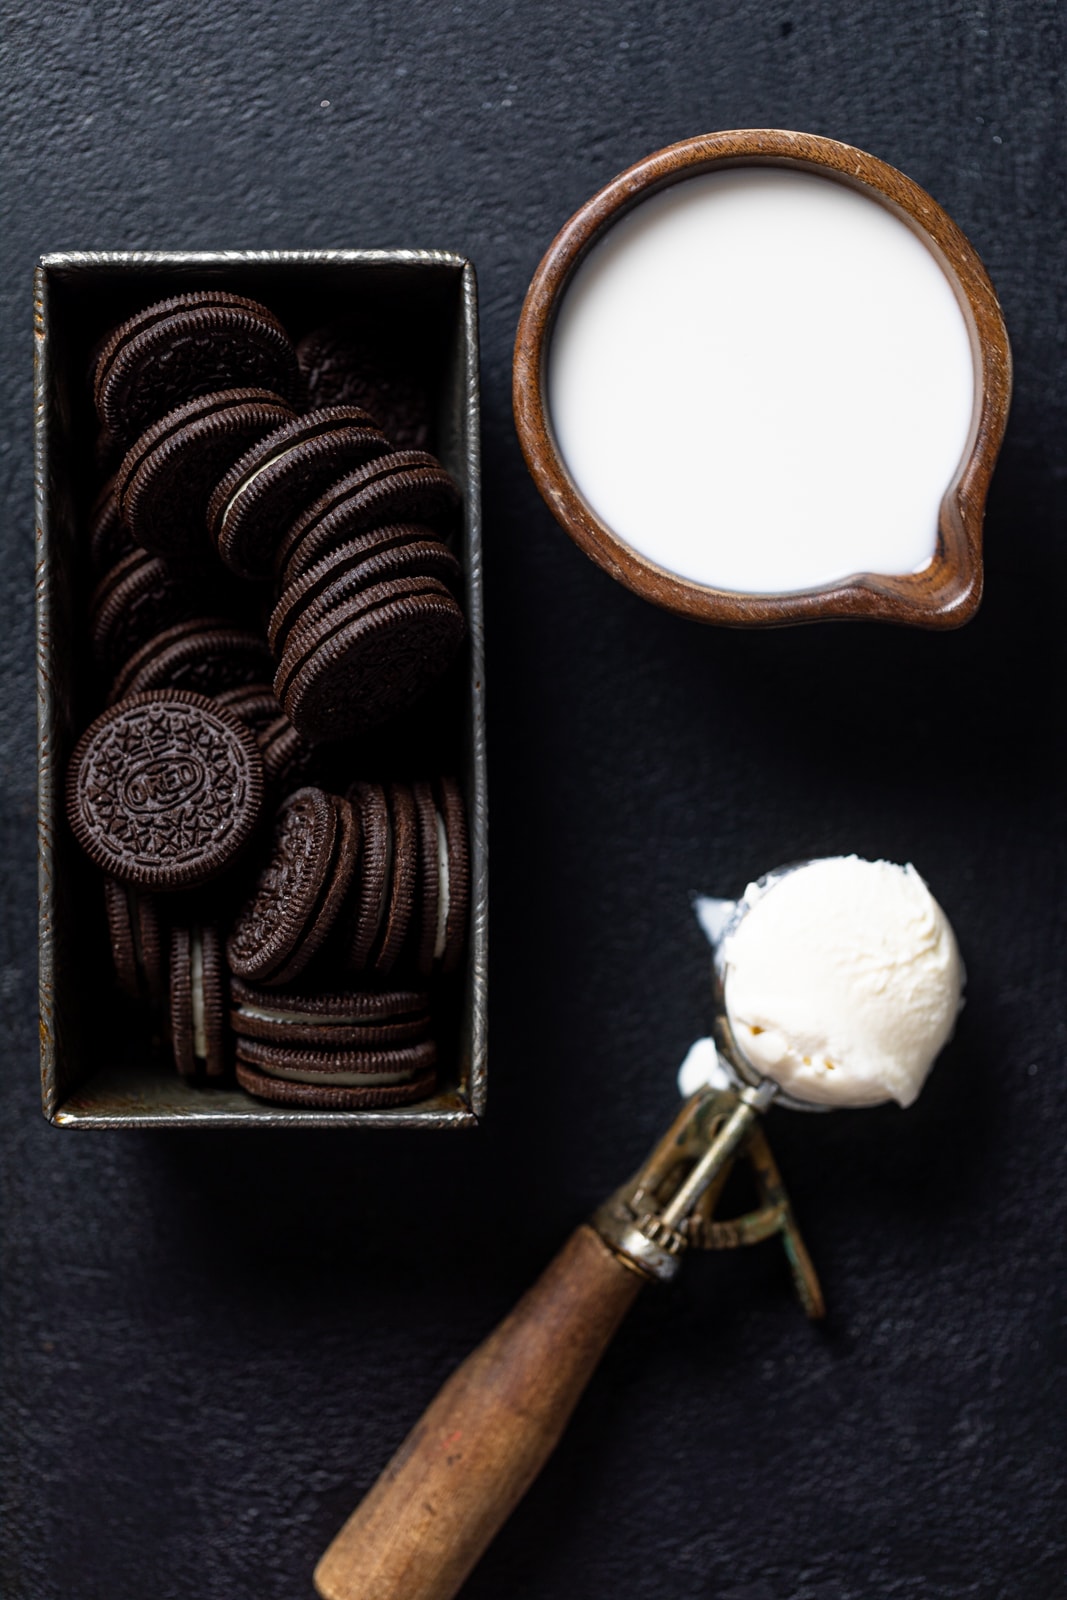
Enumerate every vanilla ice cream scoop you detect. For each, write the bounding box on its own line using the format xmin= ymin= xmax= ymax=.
xmin=715 ymin=856 xmax=964 ymax=1109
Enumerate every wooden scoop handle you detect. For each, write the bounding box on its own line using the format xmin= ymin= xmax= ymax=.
xmin=314 ymin=1224 xmax=645 ymax=1600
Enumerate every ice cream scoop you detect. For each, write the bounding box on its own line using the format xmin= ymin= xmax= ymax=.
xmin=690 ymin=855 xmax=964 ymax=1110
xmin=317 ymin=854 xmax=963 ymax=1600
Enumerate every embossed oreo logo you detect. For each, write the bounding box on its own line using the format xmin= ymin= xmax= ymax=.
xmin=123 ymin=755 xmax=205 ymax=814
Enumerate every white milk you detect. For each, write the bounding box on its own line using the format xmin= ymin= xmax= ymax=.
xmin=548 ymin=167 xmax=976 ymax=595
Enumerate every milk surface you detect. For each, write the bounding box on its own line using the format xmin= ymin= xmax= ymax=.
xmin=548 ymin=168 xmax=976 ymax=595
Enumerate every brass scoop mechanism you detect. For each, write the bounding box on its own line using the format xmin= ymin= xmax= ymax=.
xmin=593 ymin=1076 xmax=824 ymax=1317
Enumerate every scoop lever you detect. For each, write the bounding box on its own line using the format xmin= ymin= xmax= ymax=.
xmin=592 ymin=1080 xmax=823 ymax=1317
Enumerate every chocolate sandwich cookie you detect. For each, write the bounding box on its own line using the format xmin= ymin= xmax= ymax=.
xmin=235 ymin=1055 xmax=438 ymax=1110
xmin=278 ymin=451 xmax=444 ymax=582
xmin=229 ymin=978 xmax=431 ymax=1049
xmin=433 ymin=776 xmax=470 ymax=975
xmin=67 ymin=690 xmax=265 ymax=891
xmin=89 ymin=549 xmax=206 ymax=672
xmin=267 ymin=522 xmax=440 ymax=651
xmin=215 ymin=690 xmax=318 ymax=795
xmin=342 ymin=781 xmax=391 ymax=974
xmin=169 ymin=921 xmax=228 ymax=1079
xmin=371 ymin=782 xmax=418 ymax=976
xmin=237 ymin=1034 xmax=436 ymax=1081
xmin=88 ymin=478 xmax=135 ymax=577
xmin=257 ymin=714 xmax=319 ymax=794
xmin=276 ymin=452 xmax=461 ymax=585
xmin=276 ymin=574 xmax=466 ymax=743
xmin=296 ymin=323 xmax=433 ymax=449
xmin=205 ymin=408 xmax=390 ymax=578
xmin=378 ymin=777 xmax=469 ymax=978
xmin=409 ymin=781 xmax=442 ymax=978
xmin=213 ymin=682 xmax=283 ymax=736
xmin=275 ymin=451 xmax=463 ymax=588
xmin=109 ymin=618 xmax=274 ymax=703
xmin=103 ymin=876 xmax=166 ymax=1005
xmin=93 ymin=291 xmax=300 ymax=450
xmin=117 ymin=388 xmax=296 ymax=567
xmin=267 ymin=531 xmax=461 ymax=657
xmin=226 ymin=787 xmax=358 ymax=985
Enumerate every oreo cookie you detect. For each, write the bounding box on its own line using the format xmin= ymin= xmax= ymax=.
xmin=169 ymin=921 xmax=228 ymax=1080
xmin=234 ymin=1056 xmax=438 ymax=1110
xmin=67 ymin=690 xmax=266 ymax=891
xmin=226 ymin=787 xmax=358 ymax=985
xmin=276 ymin=451 xmax=460 ymax=585
xmin=267 ymin=530 xmax=461 ymax=658
xmin=229 ymin=978 xmax=431 ymax=1049
xmin=117 ymin=387 xmax=296 ymax=568
xmin=409 ymin=781 xmax=442 ymax=978
xmin=275 ymin=574 xmax=466 ymax=743
xmin=103 ymin=877 xmax=166 ymax=1006
xmin=93 ymin=291 xmax=300 ymax=449
xmin=336 ymin=777 xmax=469 ymax=979
xmin=342 ymin=781 xmax=392 ymax=974
xmin=234 ymin=1018 xmax=438 ymax=1109
xmin=88 ymin=478 xmax=135 ymax=577
xmin=108 ymin=618 xmax=274 ymax=703
xmin=89 ymin=549 xmax=207 ymax=672
xmin=256 ymin=715 xmax=319 ymax=794
xmin=370 ymin=782 xmax=418 ymax=976
xmin=433 ymin=776 xmax=470 ymax=976
xmin=236 ymin=1034 xmax=436 ymax=1082
xmin=213 ymin=682 xmax=284 ymax=736
xmin=206 ymin=408 xmax=390 ymax=578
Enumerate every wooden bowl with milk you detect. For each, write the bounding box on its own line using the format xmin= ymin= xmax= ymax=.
xmin=513 ymin=129 xmax=1011 ymax=627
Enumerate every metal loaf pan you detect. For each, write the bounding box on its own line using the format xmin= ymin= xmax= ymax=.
xmin=35 ymin=251 xmax=487 ymax=1128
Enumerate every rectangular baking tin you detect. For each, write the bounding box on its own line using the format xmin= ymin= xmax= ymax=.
xmin=35 ymin=251 xmax=487 ymax=1128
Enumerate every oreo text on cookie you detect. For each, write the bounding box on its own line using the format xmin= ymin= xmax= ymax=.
xmin=66 ymin=690 xmax=266 ymax=891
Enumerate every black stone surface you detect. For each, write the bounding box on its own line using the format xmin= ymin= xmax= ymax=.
xmin=2 ymin=2 xmax=1065 ymax=1596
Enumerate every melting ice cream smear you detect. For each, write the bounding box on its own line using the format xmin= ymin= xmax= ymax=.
xmin=548 ymin=167 xmax=976 ymax=595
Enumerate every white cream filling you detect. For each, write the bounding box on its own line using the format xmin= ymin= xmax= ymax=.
xmin=221 ymin=441 xmax=308 ymax=531
xmin=433 ymin=807 xmax=450 ymax=963
xmin=258 ymin=1063 xmax=415 ymax=1088
xmin=223 ymin=418 xmax=384 ymax=531
xmin=236 ymin=1000 xmax=413 ymax=1027
xmin=190 ymin=927 xmax=207 ymax=1064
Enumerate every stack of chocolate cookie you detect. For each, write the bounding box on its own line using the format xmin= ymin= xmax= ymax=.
xmin=90 ymin=290 xmax=466 ymax=740
xmin=229 ymin=984 xmax=438 ymax=1110
xmin=65 ymin=289 xmax=473 ymax=1111
xmin=260 ymin=449 xmax=464 ymax=742
xmin=227 ymin=780 xmax=468 ymax=987
xmin=222 ymin=781 xmax=468 ymax=1106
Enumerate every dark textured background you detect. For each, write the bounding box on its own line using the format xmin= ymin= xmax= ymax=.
xmin=2 ymin=2 xmax=1065 ymax=1596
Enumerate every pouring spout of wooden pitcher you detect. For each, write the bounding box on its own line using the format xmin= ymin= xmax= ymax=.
xmin=314 ymin=1081 xmax=819 ymax=1600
